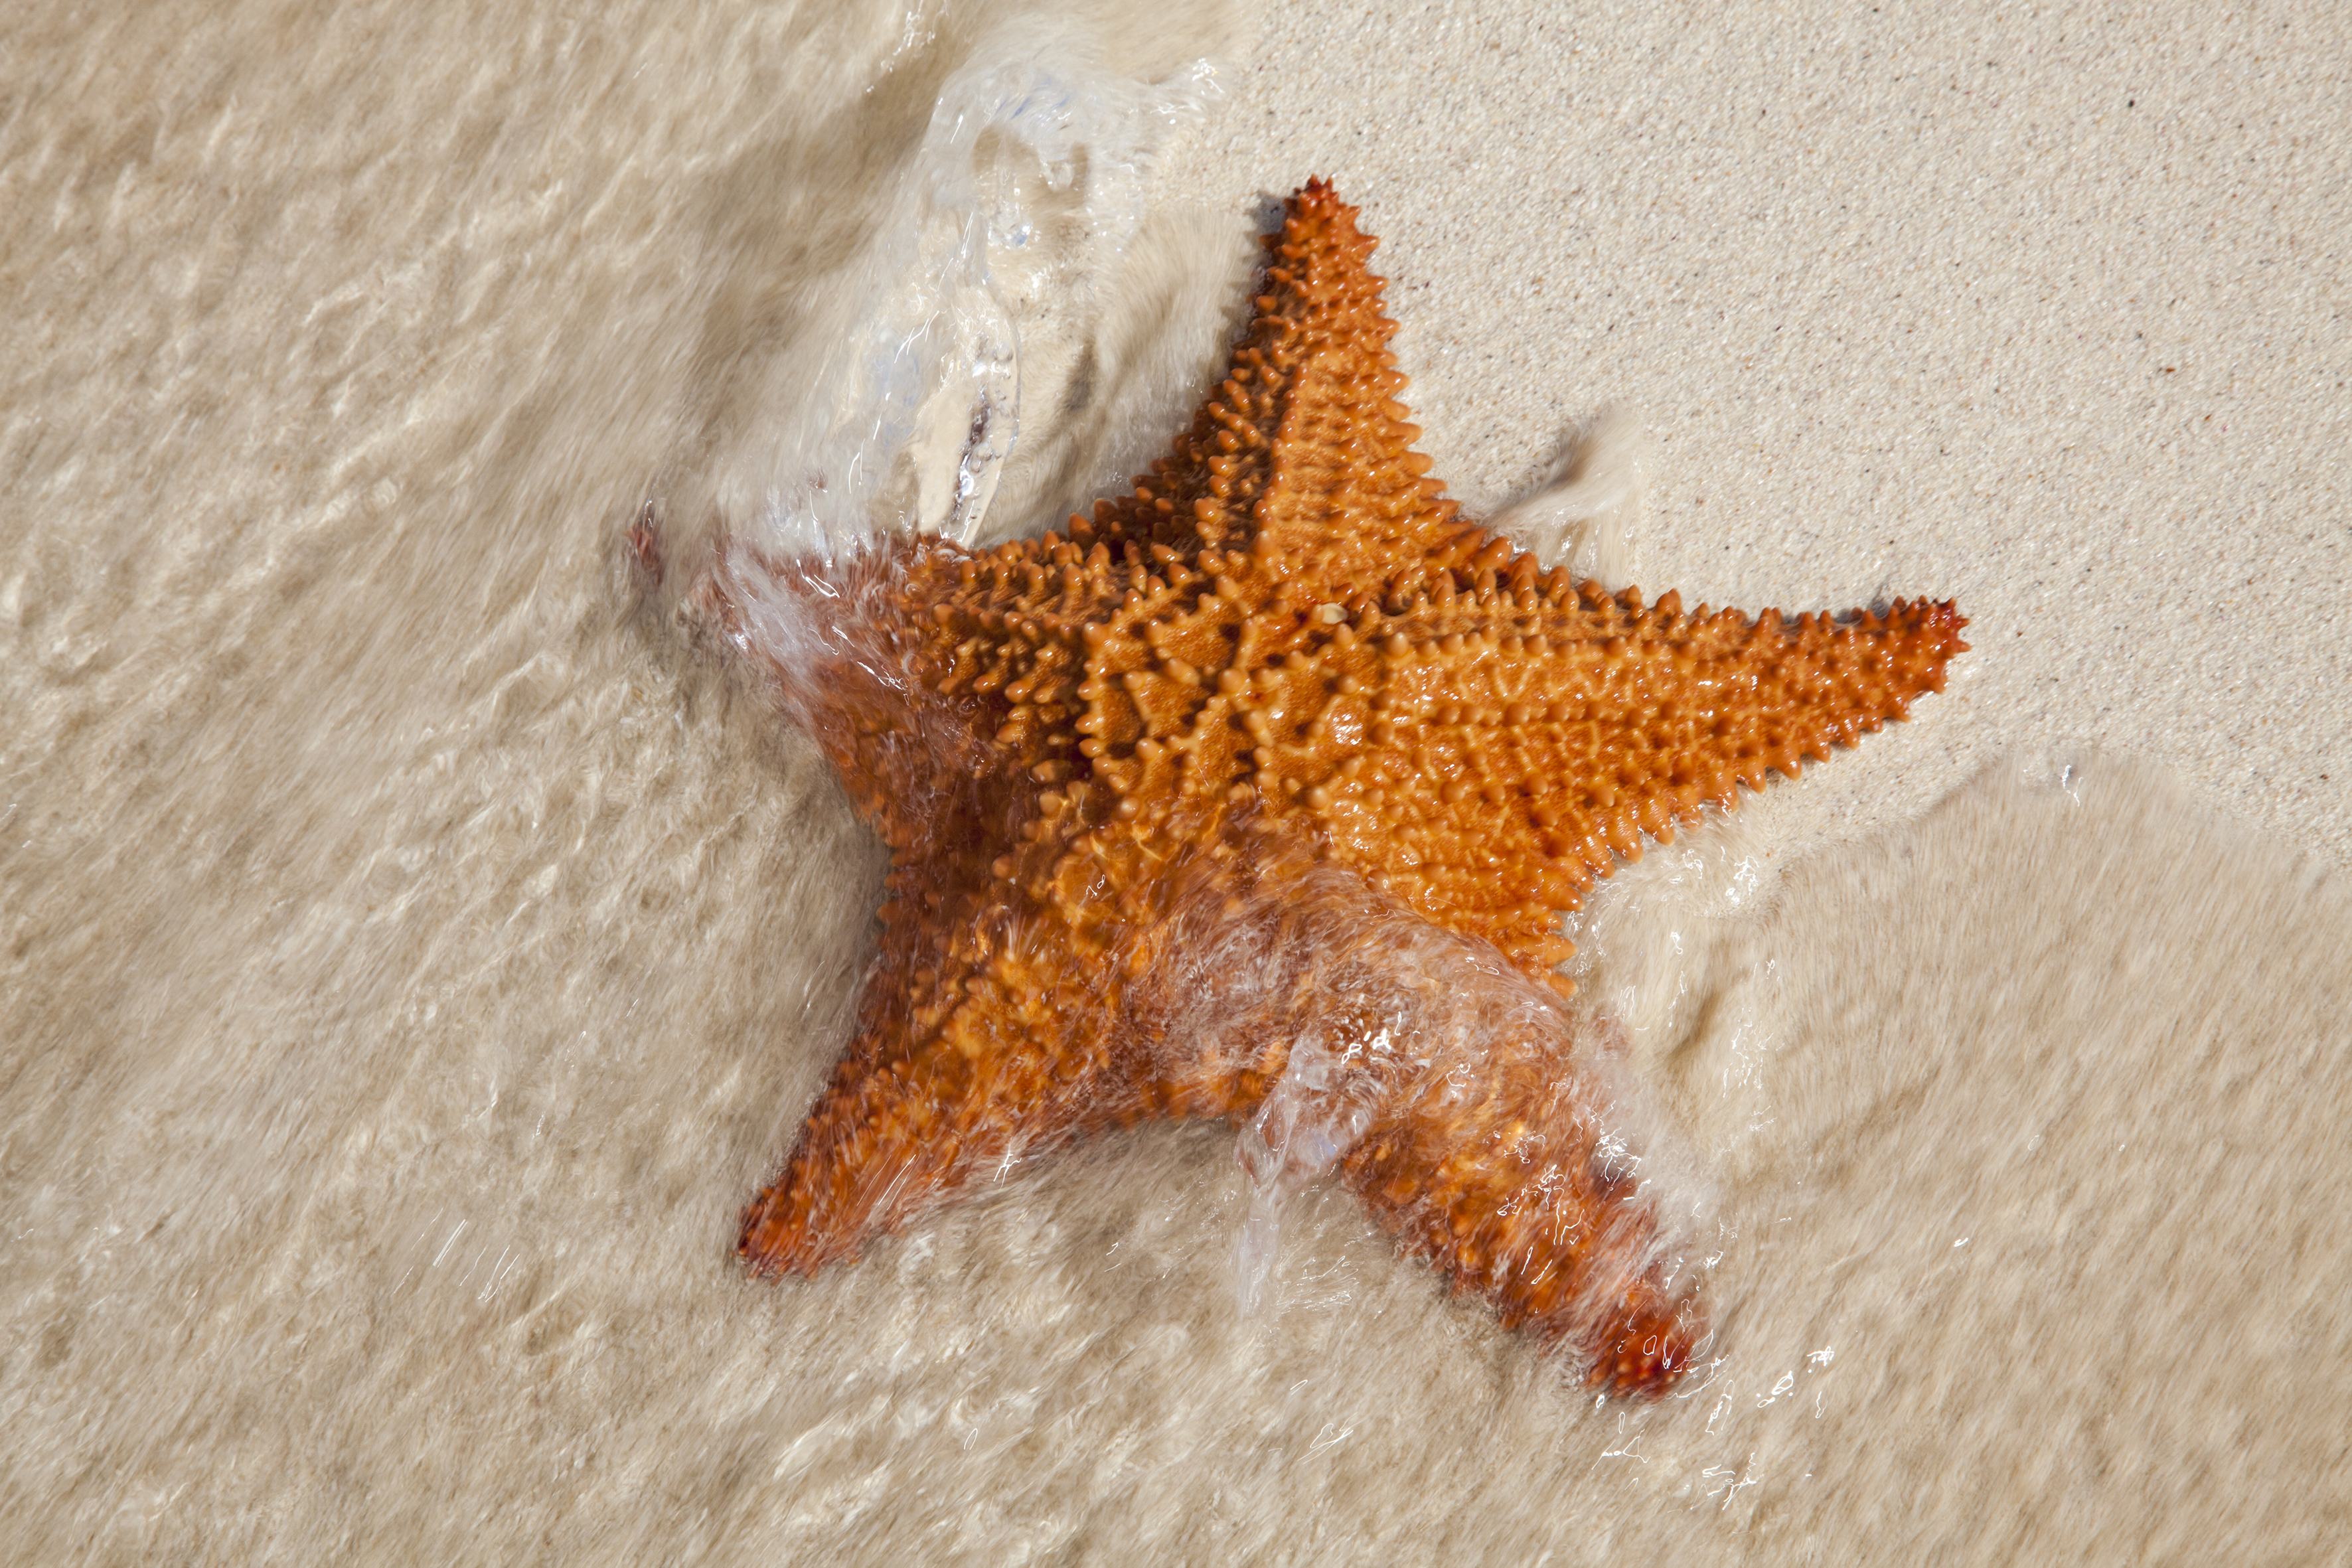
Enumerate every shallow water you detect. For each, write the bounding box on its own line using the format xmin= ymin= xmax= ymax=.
xmin=4 ymin=1 xmax=2348 ymax=1561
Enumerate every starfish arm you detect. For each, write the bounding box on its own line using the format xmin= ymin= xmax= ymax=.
xmin=715 ymin=543 xmax=1001 ymax=867
xmin=738 ymin=807 xmax=1322 ymax=1274
xmin=1316 ymin=584 xmax=1969 ymax=975
xmin=725 ymin=534 xmax=1287 ymax=1275
xmin=1166 ymin=545 xmax=1967 ymax=983
xmin=1339 ymin=1034 xmax=1707 ymax=1398
xmin=1231 ymin=865 xmax=1705 ymax=1397
xmin=1072 ymin=180 xmax=1469 ymax=591
xmin=723 ymin=544 xmax=1153 ymax=1273
xmin=737 ymin=865 xmax=1133 ymax=1275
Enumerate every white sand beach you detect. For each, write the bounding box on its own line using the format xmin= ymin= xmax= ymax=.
xmin=4 ymin=1 xmax=2347 ymax=1560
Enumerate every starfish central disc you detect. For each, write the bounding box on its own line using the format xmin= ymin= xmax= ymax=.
xmin=720 ymin=179 xmax=1968 ymax=1398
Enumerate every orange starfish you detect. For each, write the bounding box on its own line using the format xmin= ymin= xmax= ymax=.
xmin=718 ymin=180 xmax=1966 ymax=1397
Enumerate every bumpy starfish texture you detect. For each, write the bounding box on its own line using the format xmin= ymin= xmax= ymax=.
xmin=725 ymin=180 xmax=1966 ymax=1397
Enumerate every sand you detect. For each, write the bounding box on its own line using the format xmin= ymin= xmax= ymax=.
xmin=4 ymin=0 xmax=2347 ymax=1561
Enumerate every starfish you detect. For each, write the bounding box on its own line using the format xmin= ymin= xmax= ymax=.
xmin=717 ymin=180 xmax=1966 ymax=1397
